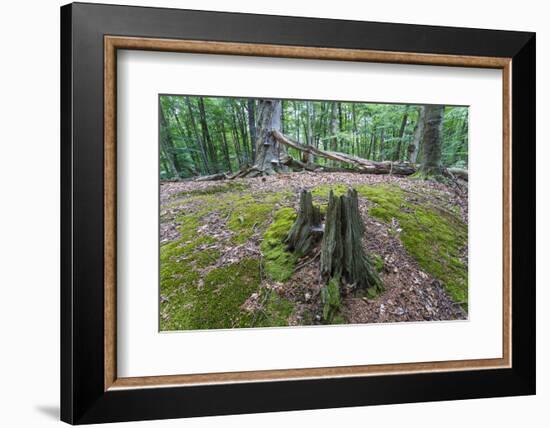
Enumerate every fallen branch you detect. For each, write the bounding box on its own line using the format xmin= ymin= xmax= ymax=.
xmin=272 ymin=130 xmax=416 ymax=176
xmin=194 ymin=172 xmax=227 ymax=182
xmin=272 ymin=130 xmax=468 ymax=181
xmin=192 ymin=131 xmax=468 ymax=181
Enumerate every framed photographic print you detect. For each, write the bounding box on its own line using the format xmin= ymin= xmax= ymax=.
xmin=60 ymin=2 xmax=535 ymax=424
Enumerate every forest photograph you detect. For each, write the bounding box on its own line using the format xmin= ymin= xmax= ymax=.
xmin=159 ymin=95 xmax=469 ymax=331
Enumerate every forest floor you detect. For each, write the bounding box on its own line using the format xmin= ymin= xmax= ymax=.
xmin=160 ymin=172 xmax=468 ymax=331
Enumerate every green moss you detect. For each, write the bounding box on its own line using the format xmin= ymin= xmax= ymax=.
xmin=173 ymin=181 xmax=249 ymax=198
xmin=410 ymin=170 xmax=447 ymax=183
xmin=321 ymin=275 xmax=342 ymax=323
xmin=311 ymin=184 xmax=348 ymax=198
xmin=161 ymin=259 xmax=260 ymax=331
xmin=228 ymin=201 xmax=274 ymax=244
xmin=312 ymin=183 xmax=468 ymax=310
xmin=255 ymin=292 xmax=295 ymax=327
xmin=161 ymin=190 xmax=295 ymax=331
xmin=332 ymin=314 xmax=347 ymax=324
xmin=260 ymin=207 xmax=298 ymax=282
xmin=371 ymin=253 xmax=385 ymax=273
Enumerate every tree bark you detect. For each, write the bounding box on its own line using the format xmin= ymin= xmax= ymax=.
xmin=393 ymin=107 xmax=409 ymax=161
xmin=159 ymin=105 xmax=180 ymax=178
xmin=303 ymin=101 xmax=315 ymax=165
xmin=218 ymin=120 xmax=232 ymax=173
xmin=184 ymin=97 xmax=210 ymax=174
xmin=285 ymin=190 xmax=322 ymax=256
xmin=419 ymin=105 xmax=445 ymax=177
xmin=167 ymin=102 xmax=200 ymax=175
xmin=247 ymin=99 xmax=256 ymax=162
xmin=329 ymin=102 xmax=338 ymax=154
xmin=408 ymin=106 xmax=425 ymax=163
xmin=230 ymin=110 xmax=244 ymax=167
xmin=320 ymin=189 xmax=383 ymax=292
xmin=197 ymin=97 xmax=218 ymax=169
xmin=248 ymin=99 xmax=284 ymax=175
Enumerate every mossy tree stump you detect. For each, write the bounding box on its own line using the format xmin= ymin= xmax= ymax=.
xmin=285 ymin=189 xmax=322 ymax=257
xmin=320 ymin=189 xmax=383 ymax=293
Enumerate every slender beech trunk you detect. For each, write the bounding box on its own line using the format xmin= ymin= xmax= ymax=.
xmin=452 ymin=117 xmax=468 ymax=164
xmin=329 ymin=103 xmax=338 ymax=165
xmin=167 ymin=103 xmax=200 ymax=173
xmin=352 ymin=104 xmax=358 ymax=156
xmin=367 ymin=132 xmax=375 ymax=159
xmin=159 ymin=106 xmax=180 ymax=178
xmin=393 ymin=107 xmax=409 ymax=161
xmin=184 ymin=97 xmax=210 ymax=174
xmin=247 ymin=99 xmax=256 ymax=162
xmin=218 ymin=120 xmax=232 ymax=172
xmin=304 ymin=102 xmax=314 ymax=164
xmin=197 ymin=97 xmax=219 ymax=171
xmin=378 ymin=128 xmax=385 ymax=161
xmin=230 ymin=107 xmax=246 ymax=166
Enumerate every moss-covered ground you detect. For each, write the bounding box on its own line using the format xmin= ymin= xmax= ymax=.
xmin=312 ymin=183 xmax=468 ymax=308
xmin=160 ymin=185 xmax=297 ymax=331
xmin=161 ymin=178 xmax=468 ymax=331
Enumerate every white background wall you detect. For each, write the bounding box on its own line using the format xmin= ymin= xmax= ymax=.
xmin=0 ymin=0 xmax=546 ymax=427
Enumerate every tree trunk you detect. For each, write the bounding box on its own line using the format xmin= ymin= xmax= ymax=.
xmin=378 ymin=128 xmax=385 ymax=161
xmin=393 ymin=107 xmax=409 ymax=161
xmin=250 ymin=99 xmax=283 ymax=175
xmin=230 ymin=110 xmax=244 ymax=167
xmin=419 ymin=105 xmax=445 ymax=177
xmin=352 ymin=104 xmax=358 ymax=156
xmin=218 ymin=120 xmax=232 ymax=173
xmin=197 ymin=97 xmax=218 ymax=169
xmin=366 ymin=132 xmax=374 ymax=159
xmin=236 ymin=101 xmax=251 ymax=163
xmin=159 ymin=105 xmax=180 ymax=178
xmin=167 ymin=102 xmax=200 ymax=175
xmin=285 ymin=190 xmax=322 ymax=256
xmin=320 ymin=189 xmax=383 ymax=292
xmin=184 ymin=97 xmax=210 ymax=174
xmin=303 ymin=102 xmax=315 ymax=165
xmin=247 ymin=99 xmax=256 ymax=162
xmin=329 ymin=102 xmax=338 ymax=153
xmin=408 ymin=106 xmax=425 ymax=163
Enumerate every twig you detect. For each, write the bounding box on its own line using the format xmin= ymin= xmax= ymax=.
xmin=293 ymin=250 xmax=321 ymax=273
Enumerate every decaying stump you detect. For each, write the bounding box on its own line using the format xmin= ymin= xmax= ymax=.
xmin=285 ymin=190 xmax=322 ymax=256
xmin=320 ymin=189 xmax=383 ymax=293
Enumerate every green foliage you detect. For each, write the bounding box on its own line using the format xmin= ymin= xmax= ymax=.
xmin=260 ymin=207 xmax=298 ymax=282
xmin=159 ymin=95 xmax=469 ymax=180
